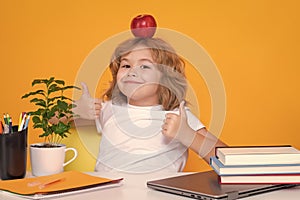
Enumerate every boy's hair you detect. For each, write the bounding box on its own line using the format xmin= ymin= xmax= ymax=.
xmin=102 ymin=37 xmax=187 ymax=111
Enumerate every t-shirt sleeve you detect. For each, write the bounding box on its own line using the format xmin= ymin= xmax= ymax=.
xmin=185 ymin=108 xmax=205 ymax=131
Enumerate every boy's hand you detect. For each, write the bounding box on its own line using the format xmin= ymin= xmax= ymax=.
xmin=161 ymin=101 xmax=195 ymax=147
xmin=73 ymin=82 xmax=102 ymax=120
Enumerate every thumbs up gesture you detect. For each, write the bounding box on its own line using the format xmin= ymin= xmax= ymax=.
xmin=73 ymin=82 xmax=102 ymax=120
xmin=162 ymin=101 xmax=196 ymax=147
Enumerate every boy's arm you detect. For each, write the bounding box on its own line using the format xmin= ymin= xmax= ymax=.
xmin=162 ymin=101 xmax=227 ymax=164
xmin=187 ymin=128 xmax=226 ymax=163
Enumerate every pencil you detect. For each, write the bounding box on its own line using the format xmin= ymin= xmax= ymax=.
xmin=18 ymin=112 xmax=23 ymax=129
xmin=38 ymin=178 xmax=66 ymax=189
xmin=18 ymin=113 xmax=27 ymax=131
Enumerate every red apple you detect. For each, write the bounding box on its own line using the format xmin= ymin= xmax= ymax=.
xmin=130 ymin=14 xmax=157 ymax=38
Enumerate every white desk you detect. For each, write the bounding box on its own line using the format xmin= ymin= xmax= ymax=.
xmin=1 ymin=171 xmax=300 ymax=200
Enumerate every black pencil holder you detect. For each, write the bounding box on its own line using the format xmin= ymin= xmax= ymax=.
xmin=0 ymin=125 xmax=28 ymax=180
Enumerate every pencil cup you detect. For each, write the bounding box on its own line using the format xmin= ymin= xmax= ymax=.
xmin=0 ymin=126 xmax=28 ymax=180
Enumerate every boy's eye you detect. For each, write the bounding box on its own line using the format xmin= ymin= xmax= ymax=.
xmin=140 ymin=65 xmax=150 ymax=69
xmin=121 ymin=65 xmax=131 ymax=68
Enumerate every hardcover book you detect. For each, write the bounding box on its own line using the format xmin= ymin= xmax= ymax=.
xmin=219 ymin=173 xmax=300 ymax=184
xmin=216 ymin=145 xmax=300 ymax=166
xmin=210 ymin=156 xmax=300 ymax=176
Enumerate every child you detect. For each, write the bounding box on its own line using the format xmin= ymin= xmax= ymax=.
xmin=74 ymin=37 xmax=226 ymax=173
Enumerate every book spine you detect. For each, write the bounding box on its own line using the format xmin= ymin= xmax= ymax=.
xmin=219 ymin=174 xmax=300 ymax=184
xmin=210 ymin=156 xmax=300 ymax=176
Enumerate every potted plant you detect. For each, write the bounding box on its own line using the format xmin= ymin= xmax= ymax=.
xmin=22 ymin=77 xmax=80 ymax=176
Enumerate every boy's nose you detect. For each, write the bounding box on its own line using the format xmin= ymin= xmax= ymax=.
xmin=127 ymin=66 xmax=138 ymax=77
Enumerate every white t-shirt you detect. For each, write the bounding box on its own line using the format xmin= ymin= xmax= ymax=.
xmin=95 ymin=101 xmax=204 ymax=173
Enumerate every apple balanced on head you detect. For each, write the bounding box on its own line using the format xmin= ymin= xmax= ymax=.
xmin=130 ymin=14 xmax=157 ymax=38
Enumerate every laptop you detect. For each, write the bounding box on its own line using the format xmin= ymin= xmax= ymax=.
xmin=147 ymin=170 xmax=296 ymax=200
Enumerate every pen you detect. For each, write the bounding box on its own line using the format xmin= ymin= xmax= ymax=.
xmin=3 ymin=114 xmax=8 ymax=125
xmin=8 ymin=117 xmax=12 ymax=133
xmin=24 ymin=114 xmax=30 ymax=130
xmin=6 ymin=113 xmax=10 ymax=122
xmin=6 ymin=113 xmax=11 ymax=132
xmin=18 ymin=113 xmax=27 ymax=131
xmin=38 ymin=178 xmax=66 ymax=189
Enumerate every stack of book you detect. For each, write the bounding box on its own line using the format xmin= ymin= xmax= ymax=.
xmin=210 ymin=145 xmax=300 ymax=184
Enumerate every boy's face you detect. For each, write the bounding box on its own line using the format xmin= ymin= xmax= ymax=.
xmin=116 ymin=46 xmax=162 ymax=106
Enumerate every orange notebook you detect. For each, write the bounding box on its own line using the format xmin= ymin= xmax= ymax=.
xmin=0 ymin=171 xmax=123 ymax=199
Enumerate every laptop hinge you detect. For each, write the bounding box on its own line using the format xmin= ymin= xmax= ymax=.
xmin=226 ymin=191 xmax=239 ymax=200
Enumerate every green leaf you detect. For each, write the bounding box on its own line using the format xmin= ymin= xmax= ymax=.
xmin=61 ymin=85 xmax=81 ymax=91
xmin=57 ymin=100 xmax=68 ymax=110
xmin=21 ymin=90 xmax=45 ymax=99
xmin=60 ymin=96 xmax=73 ymax=102
xmin=33 ymin=124 xmax=43 ymax=129
xmin=54 ymin=122 xmax=69 ymax=135
xmin=58 ymin=111 xmax=65 ymax=117
xmin=31 ymin=79 xmax=42 ymax=86
xmin=46 ymin=77 xmax=55 ymax=87
xmin=39 ymin=132 xmax=50 ymax=138
xmin=28 ymin=109 xmax=44 ymax=116
xmin=48 ymin=96 xmax=62 ymax=103
xmin=32 ymin=79 xmax=47 ymax=87
xmin=55 ymin=80 xmax=65 ymax=85
xmin=35 ymin=101 xmax=47 ymax=107
xmin=48 ymin=84 xmax=60 ymax=95
xmin=32 ymin=116 xmax=41 ymax=124
xmin=30 ymin=98 xmax=45 ymax=106
xmin=47 ymin=103 xmax=54 ymax=108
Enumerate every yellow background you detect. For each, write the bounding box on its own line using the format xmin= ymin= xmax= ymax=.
xmin=1 ymin=0 xmax=300 ymax=172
